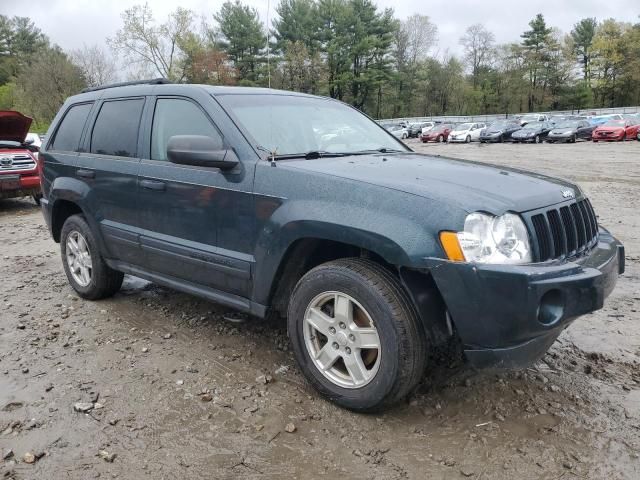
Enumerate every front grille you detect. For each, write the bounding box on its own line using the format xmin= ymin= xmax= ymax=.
xmin=529 ymin=199 xmax=599 ymax=261
xmin=0 ymin=154 xmax=36 ymax=172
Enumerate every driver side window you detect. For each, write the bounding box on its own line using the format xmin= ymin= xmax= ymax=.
xmin=151 ymin=98 xmax=222 ymax=161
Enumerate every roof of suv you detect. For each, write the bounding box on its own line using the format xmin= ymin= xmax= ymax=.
xmin=67 ymin=83 xmax=317 ymax=104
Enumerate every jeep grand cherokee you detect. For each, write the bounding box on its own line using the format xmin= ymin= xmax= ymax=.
xmin=39 ymin=80 xmax=624 ymax=411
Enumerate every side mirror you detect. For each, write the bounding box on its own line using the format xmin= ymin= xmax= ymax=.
xmin=167 ymin=135 xmax=238 ymax=170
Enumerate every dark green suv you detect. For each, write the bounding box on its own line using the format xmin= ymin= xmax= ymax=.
xmin=40 ymin=80 xmax=624 ymax=411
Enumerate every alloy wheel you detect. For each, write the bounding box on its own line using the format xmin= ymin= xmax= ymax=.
xmin=303 ymin=291 xmax=381 ymax=389
xmin=66 ymin=230 xmax=93 ymax=287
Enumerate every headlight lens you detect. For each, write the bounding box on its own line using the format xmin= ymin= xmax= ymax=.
xmin=455 ymin=212 xmax=532 ymax=264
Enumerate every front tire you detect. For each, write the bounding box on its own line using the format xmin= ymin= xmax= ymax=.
xmin=60 ymin=215 xmax=124 ymax=300
xmin=465 ymin=135 xmax=471 ymax=143
xmin=287 ymin=258 xmax=427 ymax=412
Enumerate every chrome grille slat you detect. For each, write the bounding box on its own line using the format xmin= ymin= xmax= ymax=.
xmin=529 ymin=199 xmax=598 ymax=261
xmin=0 ymin=153 xmax=36 ymax=172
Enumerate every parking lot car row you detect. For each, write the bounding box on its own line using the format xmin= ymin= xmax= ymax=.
xmin=383 ymin=113 xmax=640 ymax=144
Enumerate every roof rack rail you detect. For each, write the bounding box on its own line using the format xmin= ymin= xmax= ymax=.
xmin=80 ymin=78 xmax=172 ymax=93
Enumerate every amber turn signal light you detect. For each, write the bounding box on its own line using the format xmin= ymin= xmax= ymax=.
xmin=439 ymin=232 xmax=466 ymax=262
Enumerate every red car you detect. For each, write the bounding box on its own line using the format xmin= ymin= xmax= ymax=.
xmin=421 ymin=124 xmax=453 ymax=143
xmin=0 ymin=111 xmax=42 ymax=204
xmin=592 ymin=119 xmax=640 ymax=142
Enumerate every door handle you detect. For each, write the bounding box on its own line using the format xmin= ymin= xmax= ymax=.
xmin=140 ymin=179 xmax=166 ymax=191
xmin=76 ymin=169 xmax=95 ymax=179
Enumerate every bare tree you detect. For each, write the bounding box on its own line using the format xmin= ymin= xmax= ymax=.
xmin=401 ymin=14 xmax=438 ymax=68
xmin=460 ymin=23 xmax=495 ymax=88
xmin=107 ymin=4 xmax=195 ymax=81
xmin=70 ymin=44 xmax=118 ymax=87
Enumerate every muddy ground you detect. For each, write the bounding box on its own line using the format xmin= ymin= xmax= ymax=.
xmin=1 ymin=140 xmax=639 ymax=479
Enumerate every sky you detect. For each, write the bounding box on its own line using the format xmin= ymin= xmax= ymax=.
xmin=1 ymin=0 xmax=637 ymax=58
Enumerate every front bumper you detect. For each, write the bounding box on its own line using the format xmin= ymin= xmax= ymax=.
xmin=593 ymin=132 xmax=624 ymax=141
xmin=428 ymin=228 xmax=624 ymax=369
xmin=480 ymin=134 xmax=503 ymax=142
xmin=547 ymin=133 xmax=572 ymax=142
xmin=0 ymin=174 xmax=41 ymax=199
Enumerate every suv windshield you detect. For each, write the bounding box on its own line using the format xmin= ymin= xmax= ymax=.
xmin=217 ymin=94 xmax=407 ymax=157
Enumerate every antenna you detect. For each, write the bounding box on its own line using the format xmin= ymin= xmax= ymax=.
xmin=266 ymin=0 xmax=271 ymax=88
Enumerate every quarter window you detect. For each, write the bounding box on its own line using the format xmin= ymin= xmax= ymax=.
xmin=90 ymin=98 xmax=144 ymax=157
xmin=151 ymin=98 xmax=222 ymax=161
xmin=50 ymin=103 xmax=93 ymax=152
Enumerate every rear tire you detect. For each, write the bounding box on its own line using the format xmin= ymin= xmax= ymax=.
xmin=287 ymin=258 xmax=428 ymax=412
xmin=60 ymin=214 xmax=124 ymax=300
xmin=32 ymin=194 xmax=42 ymax=206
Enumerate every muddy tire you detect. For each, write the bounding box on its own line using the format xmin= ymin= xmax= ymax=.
xmin=287 ymin=258 xmax=427 ymax=412
xmin=60 ymin=214 xmax=123 ymax=300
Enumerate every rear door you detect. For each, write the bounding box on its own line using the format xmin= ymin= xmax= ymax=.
xmin=136 ymin=93 xmax=255 ymax=298
xmin=76 ymin=97 xmax=146 ymax=264
xmin=42 ymin=102 xmax=95 ymax=200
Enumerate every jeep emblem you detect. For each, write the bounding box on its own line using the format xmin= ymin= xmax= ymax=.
xmin=561 ymin=189 xmax=574 ymax=199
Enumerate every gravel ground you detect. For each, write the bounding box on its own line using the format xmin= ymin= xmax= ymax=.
xmin=1 ymin=140 xmax=639 ymax=479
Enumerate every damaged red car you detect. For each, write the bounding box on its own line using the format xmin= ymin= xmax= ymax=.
xmin=0 ymin=111 xmax=42 ymax=204
xmin=592 ymin=119 xmax=640 ymax=142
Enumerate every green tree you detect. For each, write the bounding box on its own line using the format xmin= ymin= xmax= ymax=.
xmin=214 ymin=1 xmax=266 ymax=85
xmin=273 ymin=0 xmax=320 ymax=53
xmin=14 ymin=46 xmax=86 ymax=126
xmin=571 ymin=18 xmax=597 ymax=85
xmin=0 ymin=15 xmax=48 ymax=83
xmin=521 ymin=14 xmax=553 ymax=111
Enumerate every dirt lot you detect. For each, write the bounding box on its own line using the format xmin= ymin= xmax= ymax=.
xmin=1 ymin=140 xmax=639 ymax=479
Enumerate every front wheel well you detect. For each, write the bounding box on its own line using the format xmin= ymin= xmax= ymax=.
xmin=51 ymin=200 xmax=83 ymax=242
xmin=268 ymin=238 xmax=389 ymax=319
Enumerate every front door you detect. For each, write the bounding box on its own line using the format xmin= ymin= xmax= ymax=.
xmin=136 ymin=96 xmax=255 ymax=298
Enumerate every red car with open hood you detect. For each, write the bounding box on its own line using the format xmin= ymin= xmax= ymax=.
xmin=0 ymin=111 xmax=42 ymax=204
xmin=592 ymin=119 xmax=640 ymax=142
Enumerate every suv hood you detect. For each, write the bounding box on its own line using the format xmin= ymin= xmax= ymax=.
xmin=0 ymin=111 xmax=32 ymax=143
xmin=284 ymin=153 xmax=580 ymax=214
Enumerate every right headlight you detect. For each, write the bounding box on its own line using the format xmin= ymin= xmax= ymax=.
xmin=441 ymin=212 xmax=532 ymax=264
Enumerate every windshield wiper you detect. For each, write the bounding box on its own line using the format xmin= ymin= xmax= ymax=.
xmin=342 ymin=147 xmax=407 ymax=156
xmin=272 ymin=151 xmax=349 ymax=160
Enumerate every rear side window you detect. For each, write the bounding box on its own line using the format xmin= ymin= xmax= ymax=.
xmin=50 ymin=103 xmax=93 ymax=152
xmin=91 ymin=98 xmax=144 ymax=157
xmin=151 ymin=98 xmax=222 ymax=161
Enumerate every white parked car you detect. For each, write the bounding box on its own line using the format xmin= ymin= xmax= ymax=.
xmin=25 ymin=132 xmax=42 ymax=148
xmin=447 ymin=122 xmax=486 ymax=143
xmin=388 ymin=125 xmax=408 ymax=139
xmin=420 ymin=122 xmax=437 ymax=135
xmin=518 ymin=114 xmax=550 ymax=126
